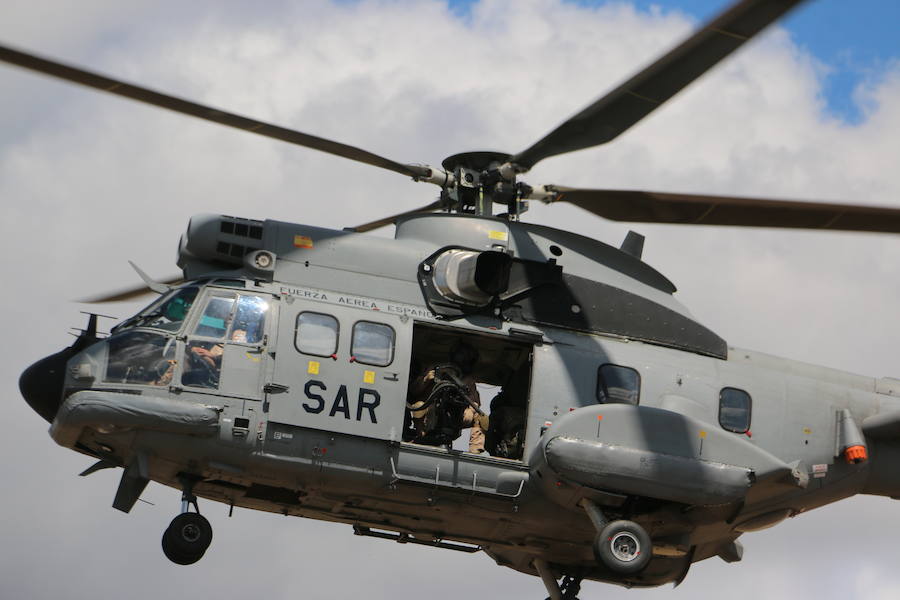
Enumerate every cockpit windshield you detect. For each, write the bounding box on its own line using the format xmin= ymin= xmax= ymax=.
xmin=114 ymin=286 xmax=200 ymax=333
xmin=98 ymin=280 xmax=274 ymax=390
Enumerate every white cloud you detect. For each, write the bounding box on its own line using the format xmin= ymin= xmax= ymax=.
xmin=1 ymin=1 xmax=898 ymax=599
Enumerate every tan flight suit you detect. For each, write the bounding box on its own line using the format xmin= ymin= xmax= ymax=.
xmin=410 ymin=365 xmax=485 ymax=453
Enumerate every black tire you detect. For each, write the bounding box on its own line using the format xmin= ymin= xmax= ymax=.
xmin=162 ymin=513 xmax=213 ymax=564
xmin=162 ymin=526 xmax=203 ymax=565
xmin=593 ymin=520 xmax=651 ymax=574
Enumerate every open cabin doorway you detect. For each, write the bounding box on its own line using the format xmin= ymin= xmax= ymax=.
xmin=405 ymin=323 xmax=534 ymax=461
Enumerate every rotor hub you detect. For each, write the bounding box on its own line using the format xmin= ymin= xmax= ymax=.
xmin=437 ymin=151 xmax=529 ymax=218
xmin=441 ymin=151 xmax=511 ymax=172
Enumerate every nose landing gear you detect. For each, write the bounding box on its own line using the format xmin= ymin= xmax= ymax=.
xmin=161 ymin=477 xmax=213 ymax=565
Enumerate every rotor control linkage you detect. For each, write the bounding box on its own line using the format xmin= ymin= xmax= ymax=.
xmin=580 ymin=498 xmax=652 ymax=575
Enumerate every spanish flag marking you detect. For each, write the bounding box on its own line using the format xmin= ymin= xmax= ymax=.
xmin=293 ymin=235 xmax=314 ymax=248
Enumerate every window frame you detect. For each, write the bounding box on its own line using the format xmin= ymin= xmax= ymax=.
xmin=718 ymin=386 xmax=752 ymax=434
xmin=596 ymin=363 xmax=641 ymax=405
xmin=294 ymin=311 xmax=340 ymax=358
xmin=350 ymin=320 xmax=396 ymax=367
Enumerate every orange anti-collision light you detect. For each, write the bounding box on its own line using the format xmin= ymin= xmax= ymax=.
xmin=844 ymin=445 xmax=868 ymax=464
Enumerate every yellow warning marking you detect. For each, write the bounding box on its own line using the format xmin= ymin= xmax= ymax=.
xmin=363 ymin=370 xmax=376 ymax=384
xmin=803 ymin=427 xmax=812 ymax=435
xmin=699 ymin=430 xmax=707 ymax=439
xmin=488 ymin=230 xmax=508 ymax=241
xmin=308 ymin=361 xmax=320 ymax=375
xmin=293 ymin=235 xmax=314 ymax=248
xmin=245 ymin=353 xmax=261 ymax=363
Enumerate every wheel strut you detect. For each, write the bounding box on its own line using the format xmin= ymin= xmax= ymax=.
xmin=534 ymin=559 xmax=562 ymax=600
xmin=579 ymin=498 xmax=608 ymax=531
xmin=178 ymin=475 xmax=200 ymax=514
xmin=534 ymin=560 xmax=582 ymax=600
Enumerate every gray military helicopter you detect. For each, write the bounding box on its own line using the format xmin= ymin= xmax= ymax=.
xmin=8 ymin=0 xmax=900 ymax=598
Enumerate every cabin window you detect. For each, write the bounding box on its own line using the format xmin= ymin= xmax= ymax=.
xmin=295 ymin=312 xmax=339 ymax=357
xmin=596 ymin=364 xmax=640 ymax=405
xmin=351 ymin=321 xmax=395 ymax=366
xmin=719 ymin=387 xmax=752 ymax=433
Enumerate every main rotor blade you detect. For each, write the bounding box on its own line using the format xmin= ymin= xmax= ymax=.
xmin=348 ymin=199 xmax=446 ymax=233
xmin=79 ymin=275 xmax=184 ymax=303
xmin=546 ymin=188 xmax=900 ymax=234
xmin=0 ymin=44 xmax=426 ymax=179
xmin=509 ymin=0 xmax=807 ymax=171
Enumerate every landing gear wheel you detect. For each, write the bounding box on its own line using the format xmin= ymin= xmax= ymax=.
xmin=161 ymin=512 xmax=213 ymax=565
xmin=593 ymin=520 xmax=651 ymax=574
xmin=162 ymin=527 xmax=200 ymax=565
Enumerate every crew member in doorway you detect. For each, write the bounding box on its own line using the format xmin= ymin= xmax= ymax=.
xmin=408 ymin=341 xmax=487 ymax=453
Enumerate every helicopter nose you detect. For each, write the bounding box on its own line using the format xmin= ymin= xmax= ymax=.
xmin=19 ymin=348 xmax=76 ymax=423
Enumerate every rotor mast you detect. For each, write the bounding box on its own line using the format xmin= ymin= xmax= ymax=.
xmin=409 ymin=151 xmax=531 ymax=220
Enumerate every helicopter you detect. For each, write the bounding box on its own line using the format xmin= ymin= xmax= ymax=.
xmin=1 ymin=0 xmax=900 ymax=593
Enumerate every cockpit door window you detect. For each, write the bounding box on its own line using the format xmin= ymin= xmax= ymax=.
xmin=233 ymin=295 xmax=268 ymax=343
xmin=193 ymin=295 xmax=236 ymax=339
xmin=182 ymin=292 xmax=270 ymax=392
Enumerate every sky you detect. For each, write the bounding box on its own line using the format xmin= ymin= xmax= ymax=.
xmin=1 ymin=0 xmax=899 ymax=598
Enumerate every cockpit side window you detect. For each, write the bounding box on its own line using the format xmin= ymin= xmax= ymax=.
xmin=596 ymin=364 xmax=641 ymax=405
xmin=192 ymin=295 xmax=236 ymax=339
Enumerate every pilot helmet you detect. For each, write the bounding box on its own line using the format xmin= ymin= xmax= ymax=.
xmin=164 ymin=294 xmax=190 ymax=321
